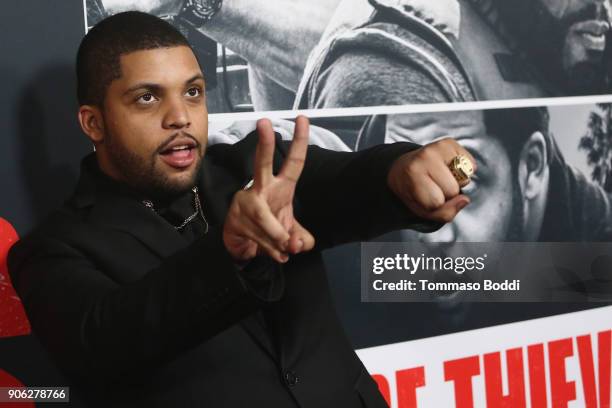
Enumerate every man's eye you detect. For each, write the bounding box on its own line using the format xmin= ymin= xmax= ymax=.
xmin=186 ymin=87 xmax=201 ymax=97
xmin=137 ymin=93 xmax=157 ymax=104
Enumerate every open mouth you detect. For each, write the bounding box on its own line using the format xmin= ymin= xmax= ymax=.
xmin=159 ymin=142 xmax=197 ymax=169
xmin=572 ymin=20 xmax=611 ymax=51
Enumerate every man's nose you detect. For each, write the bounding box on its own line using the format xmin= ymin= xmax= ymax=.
xmin=163 ymin=97 xmax=190 ymax=129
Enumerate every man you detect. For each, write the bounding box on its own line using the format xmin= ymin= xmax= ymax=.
xmin=362 ymin=107 xmax=612 ymax=244
xmin=87 ymin=0 xmax=612 ymax=110
xmin=217 ymin=108 xmax=612 ymax=297
xmin=88 ymin=0 xmax=341 ymax=111
xmin=8 ymin=12 xmax=475 ymax=407
xmin=334 ymin=107 xmax=612 ymax=347
xmin=294 ymin=0 xmax=612 ymax=109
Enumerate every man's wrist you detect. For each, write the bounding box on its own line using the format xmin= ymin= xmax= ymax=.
xmin=178 ymin=0 xmax=223 ymax=28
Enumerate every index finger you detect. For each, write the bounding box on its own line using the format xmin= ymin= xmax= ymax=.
xmin=254 ymin=118 xmax=276 ymax=189
xmin=279 ymin=115 xmax=310 ymax=183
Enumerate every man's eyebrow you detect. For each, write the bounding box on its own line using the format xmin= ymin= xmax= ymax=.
xmin=185 ymin=74 xmax=205 ymax=84
xmin=123 ymin=83 xmax=162 ymax=96
xmin=123 ymin=74 xmax=205 ymax=96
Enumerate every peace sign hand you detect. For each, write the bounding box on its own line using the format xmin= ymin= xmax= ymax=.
xmin=223 ymin=116 xmax=316 ymax=264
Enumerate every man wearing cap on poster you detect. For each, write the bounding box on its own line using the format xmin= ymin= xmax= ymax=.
xmin=8 ymin=11 xmax=476 ymax=407
xmin=90 ymin=0 xmax=612 ymax=110
xmin=86 ymin=0 xmax=341 ymax=111
xmin=294 ymin=0 xmax=612 ymax=109
xmin=359 ymin=107 xmax=612 ymax=245
xmin=347 ymin=107 xmax=612 ymax=343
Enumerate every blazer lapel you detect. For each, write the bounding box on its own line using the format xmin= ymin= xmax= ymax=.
xmin=89 ymin=194 xmax=188 ymax=259
xmin=240 ymin=313 xmax=279 ymax=362
xmin=70 ymin=153 xmax=189 ymax=259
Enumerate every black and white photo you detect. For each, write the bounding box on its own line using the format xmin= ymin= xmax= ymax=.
xmin=85 ymin=0 xmax=612 ymax=114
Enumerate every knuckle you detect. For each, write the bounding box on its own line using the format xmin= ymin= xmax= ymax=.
xmin=276 ymin=232 xmax=289 ymax=243
xmin=448 ymin=182 xmax=460 ymax=197
xmin=430 ymin=192 xmax=445 ymax=208
xmin=288 ymin=156 xmax=305 ymax=165
xmin=449 ymin=138 xmax=461 ymax=147
xmin=253 ymin=208 xmax=266 ymax=223
xmin=432 ymin=139 xmax=449 ymax=150
xmin=228 ymin=204 xmax=241 ymax=217
xmin=419 ymin=146 xmax=434 ymax=160
xmin=442 ymin=137 xmax=458 ymax=148
xmin=421 ymin=200 xmax=439 ymax=213
xmin=308 ymin=236 xmax=316 ymax=249
xmin=405 ymin=159 xmax=422 ymax=175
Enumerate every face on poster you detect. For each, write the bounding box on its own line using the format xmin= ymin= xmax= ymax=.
xmin=207 ymin=103 xmax=612 ymax=321
xmin=208 ymin=103 xmax=612 ymax=244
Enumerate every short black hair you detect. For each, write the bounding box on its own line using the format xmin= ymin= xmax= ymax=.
xmin=77 ymin=11 xmax=192 ymax=107
xmin=483 ymin=106 xmax=552 ymax=167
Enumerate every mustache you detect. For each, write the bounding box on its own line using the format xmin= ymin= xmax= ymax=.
xmin=156 ymin=132 xmax=201 ymax=154
xmin=561 ymin=3 xmax=611 ymax=28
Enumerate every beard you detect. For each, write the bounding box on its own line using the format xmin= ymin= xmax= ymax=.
xmin=504 ymin=175 xmax=527 ymax=242
xmin=493 ymin=0 xmax=610 ymax=94
xmin=104 ymin=127 xmax=203 ymax=200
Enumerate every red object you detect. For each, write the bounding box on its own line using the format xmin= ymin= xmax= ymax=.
xmin=396 ymin=366 xmax=425 ymax=408
xmin=444 ymin=355 xmax=480 ymax=408
xmin=484 ymin=348 xmax=526 ymax=408
xmin=528 ymin=343 xmax=548 ymax=408
xmin=372 ymin=374 xmax=391 ymax=406
xmin=549 ymin=338 xmax=576 ymax=408
xmin=0 ymin=370 xmax=35 ymax=408
xmin=0 ymin=218 xmax=30 ymax=338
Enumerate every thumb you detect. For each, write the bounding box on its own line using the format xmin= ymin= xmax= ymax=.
xmin=288 ymin=220 xmax=316 ymax=254
xmin=427 ymin=195 xmax=470 ymax=223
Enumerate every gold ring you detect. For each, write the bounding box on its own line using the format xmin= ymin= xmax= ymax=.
xmin=448 ymin=155 xmax=474 ymax=187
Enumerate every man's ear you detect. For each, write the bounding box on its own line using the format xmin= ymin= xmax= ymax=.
xmin=517 ymin=131 xmax=549 ymax=200
xmin=78 ymin=105 xmax=105 ymax=145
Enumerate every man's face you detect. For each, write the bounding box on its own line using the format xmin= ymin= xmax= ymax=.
xmin=541 ymin=0 xmax=612 ymax=79
xmin=385 ymin=110 xmax=519 ymax=243
xmin=100 ymin=45 xmax=208 ymax=198
xmin=500 ymin=0 xmax=612 ymax=93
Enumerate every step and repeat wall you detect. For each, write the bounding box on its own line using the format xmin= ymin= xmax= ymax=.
xmin=2 ymin=0 xmax=612 ymax=406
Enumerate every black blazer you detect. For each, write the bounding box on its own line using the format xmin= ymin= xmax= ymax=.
xmin=9 ymin=133 xmax=438 ymax=407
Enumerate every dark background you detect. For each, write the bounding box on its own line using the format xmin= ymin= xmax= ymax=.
xmin=1 ymin=0 xmax=90 ymax=235
xmin=0 ymin=1 xmax=89 ymax=405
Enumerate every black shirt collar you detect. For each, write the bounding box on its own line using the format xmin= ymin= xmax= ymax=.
xmin=71 ymin=153 xmax=197 ymax=224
